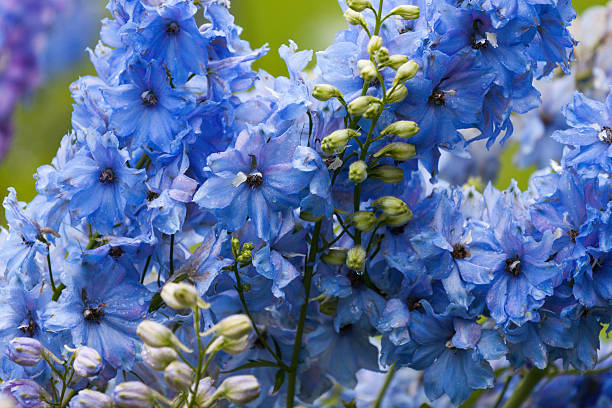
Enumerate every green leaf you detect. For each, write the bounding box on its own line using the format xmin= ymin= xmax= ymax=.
xmin=221 ymin=359 xmax=279 ymax=373
xmin=273 ymin=369 xmax=285 ymax=393
xmin=148 ymin=292 xmax=165 ymax=313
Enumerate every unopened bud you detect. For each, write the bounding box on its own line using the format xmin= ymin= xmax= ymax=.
xmin=364 ymin=102 xmax=383 ymax=118
xmin=390 ymin=5 xmax=420 ymax=20
xmin=321 ymin=248 xmax=348 ymax=266
xmin=372 ymin=196 xmax=410 ymax=216
xmin=374 ymin=47 xmax=389 ymax=64
xmin=206 ymin=334 xmax=250 ymax=355
xmin=0 ymin=394 xmax=15 ymax=408
xmin=357 ymin=59 xmax=377 ymax=82
xmin=69 ymin=389 xmax=114 ymax=408
xmin=242 ymin=242 xmax=254 ymax=251
xmin=73 ymin=346 xmax=103 ymax=378
xmin=112 ymin=382 xmax=168 ymax=408
xmin=349 ymin=211 xmax=377 ymax=232
xmin=393 ymin=60 xmax=418 ymax=86
xmin=381 ymin=121 xmax=419 ymax=138
xmin=346 ymin=246 xmax=367 ymax=271
xmin=142 ymin=345 xmax=177 ymax=371
xmin=344 ymin=9 xmax=366 ymax=26
xmin=313 ymin=84 xmax=341 ymax=101
xmin=8 ymin=338 xmax=43 ymax=367
xmin=347 ymin=0 xmax=372 ymax=12
xmin=368 ymin=36 xmax=383 ymax=54
xmin=237 ymin=249 xmax=252 ymax=264
xmin=381 ymin=210 xmax=413 ymax=227
xmin=193 ymin=377 xmax=216 ymax=407
xmin=137 ymin=321 xmax=192 ymax=352
xmin=348 ymin=160 xmax=368 ymax=184
xmin=0 ymin=380 xmax=51 ymax=408
xmin=231 ymin=237 xmax=240 ymax=256
xmin=373 ymin=142 xmax=415 ymax=161
xmin=387 ymin=85 xmax=408 ymax=103
xmin=368 ymin=165 xmax=404 ymax=184
xmin=216 ymin=375 xmax=260 ymax=405
xmin=386 ymin=54 xmax=409 ymax=70
xmin=162 ymin=282 xmax=208 ymax=310
xmin=164 ymin=361 xmax=193 ymax=391
xmin=321 ymin=129 xmax=360 ymax=155
xmin=348 ymin=96 xmax=381 ymax=116
xmin=203 ymin=314 xmax=252 ymax=341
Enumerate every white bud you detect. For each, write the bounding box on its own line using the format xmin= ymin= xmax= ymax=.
xmin=312 ymin=84 xmax=341 ymax=101
xmin=164 ymin=361 xmax=193 ymax=391
xmin=348 ymin=160 xmax=368 ymax=184
xmin=387 ymin=84 xmax=408 ymax=103
xmin=321 ymin=129 xmax=360 ymax=155
xmin=136 ymin=321 xmax=192 ymax=352
xmin=346 ymin=246 xmax=367 ymax=271
xmin=142 ymin=344 xmax=177 ymax=371
xmin=161 ymin=282 xmax=208 ymax=310
xmin=390 ymin=5 xmax=420 ymax=20
xmin=347 ymin=0 xmax=372 ymax=12
xmin=348 ymin=96 xmax=381 ymax=116
xmin=203 ymin=314 xmax=252 ymax=341
xmin=344 ymin=9 xmax=366 ymax=26
xmin=381 ymin=121 xmax=419 ymax=138
xmin=367 ymin=36 xmax=383 ymax=54
xmin=216 ymin=375 xmax=260 ymax=405
xmin=392 ymin=60 xmax=418 ymax=86
xmin=357 ymin=60 xmax=377 ymax=82
xmin=386 ymin=54 xmax=409 ymax=70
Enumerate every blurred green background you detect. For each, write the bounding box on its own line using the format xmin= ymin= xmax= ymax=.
xmin=0 ymin=0 xmax=604 ymax=204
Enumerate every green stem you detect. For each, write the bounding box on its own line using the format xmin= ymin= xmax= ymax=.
xmin=286 ymin=220 xmax=322 ymax=408
xmin=373 ymin=363 xmax=396 ymax=408
xmin=493 ymin=373 xmax=514 ymax=408
xmin=169 ymin=234 xmax=175 ymax=277
xmin=140 ymin=255 xmax=152 ymax=284
xmin=188 ymin=307 xmax=203 ymax=408
xmin=47 ymin=252 xmax=57 ymax=293
xmin=501 ymin=367 xmax=548 ymax=408
xmin=374 ymin=0 xmax=385 ymax=35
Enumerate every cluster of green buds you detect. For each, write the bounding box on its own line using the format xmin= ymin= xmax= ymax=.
xmin=135 ymin=281 xmax=259 ymax=408
xmin=231 ymin=237 xmax=254 ymax=265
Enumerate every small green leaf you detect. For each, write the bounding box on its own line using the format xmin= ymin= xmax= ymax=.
xmin=148 ymin=292 xmax=165 ymax=313
xmin=221 ymin=359 xmax=279 ymax=373
xmin=273 ymin=369 xmax=285 ymax=393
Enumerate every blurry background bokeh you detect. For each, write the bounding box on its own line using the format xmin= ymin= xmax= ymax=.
xmin=0 ymin=0 xmax=604 ymax=204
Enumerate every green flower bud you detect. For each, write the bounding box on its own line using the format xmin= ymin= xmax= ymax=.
xmin=386 ymin=54 xmax=409 ymax=70
xmin=203 ymin=314 xmax=252 ymax=341
xmin=348 ymin=160 xmax=368 ymax=184
xmin=321 ymin=248 xmax=348 ymax=266
xmin=194 ymin=377 xmax=216 ymax=407
xmin=142 ymin=345 xmax=178 ymax=371
xmin=321 ymin=129 xmax=360 ymax=155
xmin=374 ymin=47 xmax=389 ymax=64
xmin=381 ymin=210 xmax=413 ymax=227
xmin=161 ymin=282 xmax=208 ymax=310
xmin=216 ymin=375 xmax=260 ymax=405
xmin=242 ymin=242 xmax=254 ymax=251
xmin=137 ymin=321 xmax=192 ymax=352
xmin=392 ymin=60 xmax=419 ymax=86
xmin=372 ymin=196 xmax=410 ymax=216
xmin=357 ymin=59 xmax=377 ymax=82
xmin=363 ymin=102 xmax=383 ymax=119
xmin=372 ymin=142 xmax=415 ymax=161
xmin=368 ymin=165 xmax=404 ymax=184
xmin=346 ymin=246 xmax=367 ymax=271
xmin=347 ymin=0 xmax=372 ymax=12
xmin=164 ymin=361 xmax=194 ymax=391
xmin=390 ymin=5 xmax=420 ymax=20
xmin=205 ymin=334 xmax=250 ymax=355
xmin=237 ymin=249 xmax=252 ymax=264
xmin=387 ymin=84 xmax=408 ymax=103
xmin=231 ymin=237 xmax=240 ymax=256
xmin=312 ymin=84 xmax=341 ymax=101
xmin=367 ymin=35 xmax=383 ymax=54
xmin=381 ymin=121 xmax=419 ymax=138
xmin=348 ymin=211 xmax=377 ymax=232
xmin=344 ymin=9 xmax=366 ymax=26
xmin=348 ymin=96 xmax=381 ymax=116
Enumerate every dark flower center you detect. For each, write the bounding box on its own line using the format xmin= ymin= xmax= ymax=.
xmin=569 ymin=229 xmax=579 ymax=243
xmin=339 ymin=324 xmax=353 ymax=336
xmin=429 ymin=89 xmax=446 ymax=106
xmin=109 ymin=247 xmax=123 ymax=258
xmin=141 ymin=90 xmax=159 ymax=107
xmin=407 ymin=298 xmax=422 ymax=311
xmin=18 ymin=316 xmax=36 ymax=337
xmin=147 ymin=191 xmax=160 ymax=201
xmin=389 ymin=224 xmax=406 ymax=235
xmin=246 ymin=172 xmax=263 ymax=187
xmin=166 ymin=21 xmax=180 ymax=34
xmin=590 ymin=254 xmax=603 ymax=272
xmin=452 ymin=244 xmax=469 ymax=259
xmin=83 ymin=305 xmax=105 ymax=324
xmin=347 ymin=270 xmax=362 ymax=288
xmin=471 ymin=36 xmax=488 ymax=50
xmin=505 ymin=256 xmax=522 ymax=276
xmin=598 ymin=127 xmax=612 ymax=144
xmin=99 ymin=168 xmax=115 ymax=184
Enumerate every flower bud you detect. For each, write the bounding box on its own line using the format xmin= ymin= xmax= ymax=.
xmin=386 ymin=54 xmax=409 ymax=70
xmin=216 ymin=375 xmax=260 ymax=405
xmin=344 ymin=9 xmax=366 ymax=26
xmin=231 ymin=237 xmax=240 ymax=256
xmin=112 ymin=382 xmax=164 ymax=408
xmin=321 ymin=129 xmax=360 ymax=155
xmin=381 ymin=210 xmax=413 ymax=227
xmin=357 ymin=59 xmax=377 ymax=82
xmin=204 ymin=314 xmax=252 ymax=341
xmin=8 ymin=337 xmax=43 ymax=367
xmin=372 ymin=142 xmax=415 ymax=161
xmin=312 ymin=84 xmax=341 ymax=101
xmin=142 ymin=344 xmax=177 ymax=371
xmin=348 ymin=96 xmax=381 ymax=116
xmin=390 ymin=5 xmax=420 ymax=20
xmin=0 ymin=394 xmax=16 ymax=408
xmin=193 ymin=377 xmax=216 ymax=406
xmin=349 ymin=211 xmax=377 ymax=232
xmin=346 ymin=246 xmax=367 ymax=271
xmin=69 ymin=389 xmax=114 ymax=408
xmin=348 ymin=160 xmax=368 ymax=184
xmin=137 ymin=320 xmax=192 ymax=352
xmin=374 ymin=47 xmax=389 ymax=64
xmin=367 ymin=36 xmax=383 ymax=54
xmin=381 ymin=121 xmax=419 ymax=138
xmin=206 ymin=334 xmax=250 ymax=355
xmin=347 ymin=0 xmax=372 ymax=12
xmin=236 ymin=249 xmax=252 ymax=264
xmin=73 ymin=346 xmax=103 ymax=378
xmin=161 ymin=282 xmax=208 ymax=310
xmin=0 ymin=380 xmax=51 ymax=408
xmin=368 ymin=165 xmax=404 ymax=184
xmin=372 ymin=196 xmax=410 ymax=216
xmin=364 ymin=102 xmax=383 ymax=119
xmin=392 ymin=60 xmax=418 ymax=86
xmin=386 ymin=84 xmax=408 ymax=103
xmin=164 ymin=361 xmax=193 ymax=391
xmin=321 ymin=248 xmax=348 ymax=266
